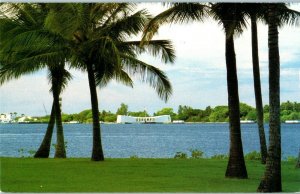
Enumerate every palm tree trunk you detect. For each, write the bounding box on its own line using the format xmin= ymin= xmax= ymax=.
xmin=52 ymin=70 xmax=66 ymax=158
xmin=296 ymin=149 xmax=300 ymax=168
xmin=87 ymin=63 xmax=104 ymax=161
xmin=34 ymin=103 xmax=55 ymax=158
xmin=224 ymin=33 xmax=248 ymax=179
xmin=257 ymin=4 xmax=282 ymax=192
xmin=250 ymin=15 xmax=268 ymax=164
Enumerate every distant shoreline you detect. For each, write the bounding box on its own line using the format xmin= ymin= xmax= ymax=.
xmin=1 ymin=121 xmax=299 ymax=125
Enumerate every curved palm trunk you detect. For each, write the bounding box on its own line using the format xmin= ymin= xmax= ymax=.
xmin=257 ymin=4 xmax=282 ymax=192
xmin=34 ymin=103 xmax=55 ymax=158
xmin=51 ymin=69 xmax=66 ymax=158
xmin=87 ymin=64 xmax=104 ymax=161
xmin=250 ymin=15 xmax=268 ymax=164
xmin=296 ymin=149 xmax=300 ymax=168
xmin=224 ymin=33 xmax=248 ymax=179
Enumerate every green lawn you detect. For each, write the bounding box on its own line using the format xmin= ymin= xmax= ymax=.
xmin=1 ymin=158 xmax=299 ymax=192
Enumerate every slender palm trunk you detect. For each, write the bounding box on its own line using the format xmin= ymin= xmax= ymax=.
xmin=224 ymin=33 xmax=248 ymax=179
xmin=296 ymin=149 xmax=300 ymax=168
xmin=257 ymin=4 xmax=282 ymax=192
xmin=34 ymin=103 xmax=55 ymax=158
xmin=51 ymin=69 xmax=66 ymax=158
xmin=87 ymin=63 xmax=104 ymax=161
xmin=250 ymin=15 xmax=268 ymax=164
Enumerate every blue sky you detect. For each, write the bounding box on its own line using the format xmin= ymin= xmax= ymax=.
xmin=0 ymin=3 xmax=299 ymax=116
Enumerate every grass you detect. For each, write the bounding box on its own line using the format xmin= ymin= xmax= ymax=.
xmin=1 ymin=157 xmax=299 ymax=192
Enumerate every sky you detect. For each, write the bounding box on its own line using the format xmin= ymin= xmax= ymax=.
xmin=0 ymin=3 xmax=299 ymax=116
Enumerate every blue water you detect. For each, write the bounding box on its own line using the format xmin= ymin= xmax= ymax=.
xmin=0 ymin=123 xmax=299 ymax=158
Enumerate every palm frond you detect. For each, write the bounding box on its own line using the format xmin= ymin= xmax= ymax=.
xmin=87 ymin=36 xmax=122 ymax=70
xmin=142 ymin=3 xmax=208 ymax=42
xmin=121 ymin=54 xmax=172 ymax=102
xmin=45 ymin=3 xmax=82 ymax=40
xmin=95 ymin=68 xmax=133 ymax=88
xmin=124 ymin=40 xmax=175 ymax=63
xmin=209 ymin=3 xmax=248 ymax=38
xmin=100 ymin=8 xmax=151 ymax=40
xmin=0 ymin=57 xmax=46 ymax=85
xmin=100 ymin=3 xmax=135 ymax=27
xmin=278 ymin=6 xmax=300 ymax=27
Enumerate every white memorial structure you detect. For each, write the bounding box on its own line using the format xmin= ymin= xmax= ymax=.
xmin=116 ymin=115 xmax=171 ymax=124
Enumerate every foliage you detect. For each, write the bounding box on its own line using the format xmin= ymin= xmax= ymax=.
xmin=240 ymin=103 xmax=255 ymax=119
xmin=128 ymin=111 xmax=149 ymax=117
xmin=25 ymin=101 xmax=300 ymax=123
xmin=280 ymin=101 xmax=300 ymax=122
xmin=286 ymin=156 xmax=297 ymax=162
xmin=104 ymin=114 xmax=117 ymax=122
xmin=17 ymin=148 xmax=36 ymax=158
xmin=129 ymin=155 xmax=139 ymax=159
xmin=189 ymin=149 xmax=204 ymax=159
xmin=174 ymin=152 xmax=188 ymax=159
xmin=244 ymin=151 xmax=261 ymax=161
xmin=209 ymin=106 xmax=228 ymax=122
xmin=154 ymin=107 xmax=177 ymax=120
xmin=263 ymin=105 xmax=270 ymax=113
xmin=116 ymin=103 xmax=129 ymax=115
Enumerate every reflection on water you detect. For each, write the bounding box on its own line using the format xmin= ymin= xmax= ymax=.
xmin=0 ymin=123 xmax=299 ymax=158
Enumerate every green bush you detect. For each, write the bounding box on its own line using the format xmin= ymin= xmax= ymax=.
xmin=189 ymin=149 xmax=204 ymax=159
xmin=286 ymin=156 xmax=297 ymax=162
xmin=129 ymin=155 xmax=138 ymax=159
xmin=174 ymin=152 xmax=188 ymax=159
xmin=245 ymin=151 xmax=261 ymax=160
xmin=18 ymin=148 xmax=36 ymax=158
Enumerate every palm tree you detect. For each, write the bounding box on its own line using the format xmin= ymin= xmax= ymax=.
xmin=243 ymin=3 xmax=268 ymax=164
xmin=0 ymin=3 xmax=71 ymax=158
xmin=45 ymin=3 xmax=175 ymax=161
xmin=209 ymin=3 xmax=248 ymax=179
xmin=257 ymin=4 xmax=281 ymax=192
xmin=142 ymin=3 xmax=248 ymax=178
xmin=257 ymin=3 xmax=300 ymax=192
xmin=244 ymin=3 xmax=300 ymax=165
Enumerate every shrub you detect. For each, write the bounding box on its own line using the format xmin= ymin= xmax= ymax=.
xmin=18 ymin=148 xmax=36 ymax=158
xmin=189 ymin=149 xmax=204 ymax=159
xmin=286 ymin=156 xmax=297 ymax=162
xmin=245 ymin=151 xmax=261 ymax=160
xmin=174 ymin=152 xmax=188 ymax=159
xmin=129 ymin=155 xmax=138 ymax=159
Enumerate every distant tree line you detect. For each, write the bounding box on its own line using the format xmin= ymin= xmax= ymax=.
xmin=30 ymin=101 xmax=300 ymax=123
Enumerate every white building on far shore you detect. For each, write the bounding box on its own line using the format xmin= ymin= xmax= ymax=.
xmin=0 ymin=113 xmax=16 ymax=123
xmin=17 ymin=116 xmax=33 ymax=123
xmin=117 ymin=115 xmax=171 ymax=124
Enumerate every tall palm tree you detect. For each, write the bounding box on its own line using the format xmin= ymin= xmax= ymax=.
xmin=244 ymin=3 xmax=300 ymax=165
xmin=243 ymin=3 xmax=268 ymax=164
xmin=257 ymin=3 xmax=300 ymax=192
xmin=0 ymin=3 xmax=71 ymax=158
xmin=257 ymin=4 xmax=281 ymax=192
xmin=209 ymin=3 xmax=248 ymax=179
xmin=142 ymin=3 xmax=248 ymax=178
xmin=45 ymin=3 xmax=175 ymax=161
